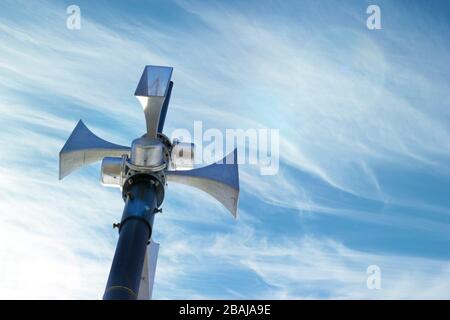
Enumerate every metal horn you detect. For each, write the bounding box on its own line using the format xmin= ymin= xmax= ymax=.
xmin=59 ymin=120 xmax=130 ymax=180
xmin=166 ymin=149 xmax=240 ymax=217
xmin=135 ymin=65 xmax=173 ymax=138
xmin=59 ymin=65 xmax=240 ymax=300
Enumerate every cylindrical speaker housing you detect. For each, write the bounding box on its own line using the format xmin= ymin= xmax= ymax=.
xmin=131 ymin=136 xmax=164 ymax=167
xmin=101 ymin=157 xmax=124 ymax=187
xmin=171 ymin=142 xmax=195 ymax=170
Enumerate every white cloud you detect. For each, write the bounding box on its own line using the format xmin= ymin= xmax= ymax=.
xmin=0 ymin=0 xmax=449 ymax=300
xmin=153 ymin=221 xmax=450 ymax=299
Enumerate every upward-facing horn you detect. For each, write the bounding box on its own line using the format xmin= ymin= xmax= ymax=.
xmin=59 ymin=120 xmax=130 ymax=180
xmin=135 ymin=65 xmax=173 ymax=138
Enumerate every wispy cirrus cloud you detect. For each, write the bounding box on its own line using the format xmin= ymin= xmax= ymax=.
xmin=153 ymin=220 xmax=450 ymax=299
xmin=0 ymin=0 xmax=450 ymax=299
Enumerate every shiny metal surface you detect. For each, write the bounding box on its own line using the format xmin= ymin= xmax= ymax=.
xmin=101 ymin=157 xmax=124 ymax=187
xmin=59 ymin=65 xmax=241 ymax=300
xmin=135 ymin=66 xmax=173 ymax=138
xmin=137 ymin=240 xmax=159 ymax=300
xmin=157 ymin=81 xmax=173 ymax=133
xmin=130 ymin=135 xmax=165 ymax=167
xmin=166 ymin=149 xmax=239 ymax=217
xmin=59 ymin=120 xmax=130 ymax=180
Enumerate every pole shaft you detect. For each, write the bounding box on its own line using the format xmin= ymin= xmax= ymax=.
xmin=103 ymin=180 xmax=157 ymax=300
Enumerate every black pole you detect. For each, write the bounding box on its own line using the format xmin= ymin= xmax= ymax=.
xmin=103 ymin=177 xmax=158 ymax=300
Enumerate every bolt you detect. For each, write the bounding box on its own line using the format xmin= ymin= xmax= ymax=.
xmin=154 ymin=208 xmax=162 ymax=214
xmin=126 ymin=192 xmax=133 ymax=200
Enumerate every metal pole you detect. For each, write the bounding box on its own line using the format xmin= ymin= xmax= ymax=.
xmin=103 ymin=177 xmax=158 ymax=300
xmin=58 ymin=66 xmax=239 ymax=300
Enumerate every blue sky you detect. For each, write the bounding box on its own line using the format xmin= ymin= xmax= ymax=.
xmin=0 ymin=0 xmax=450 ymax=299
